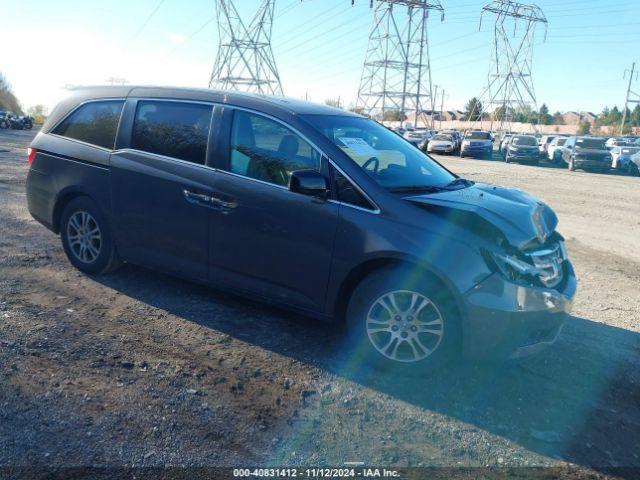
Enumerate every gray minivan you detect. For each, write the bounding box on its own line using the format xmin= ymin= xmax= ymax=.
xmin=25 ymin=86 xmax=576 ymax=368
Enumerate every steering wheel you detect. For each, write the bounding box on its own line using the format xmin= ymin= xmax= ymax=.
xmin=362 ymin=156 xmax=380 ymax=174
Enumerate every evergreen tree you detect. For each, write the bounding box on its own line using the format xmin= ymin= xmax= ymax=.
xmin=463 ymin=97 xmax=483 ymax=121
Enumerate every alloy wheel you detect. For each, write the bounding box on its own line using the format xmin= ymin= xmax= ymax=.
xmin=67 ymin=211 xmax=102 ymax=264
xmin=366 ymin=290 xmax=444 ymax=363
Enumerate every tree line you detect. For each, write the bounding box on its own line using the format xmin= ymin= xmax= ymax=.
xmin=0 ymin=72 xmax=23 ymax=115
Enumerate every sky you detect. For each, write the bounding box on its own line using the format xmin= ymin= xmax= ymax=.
xmin=1 ymin=0 xmax=639 ymax=114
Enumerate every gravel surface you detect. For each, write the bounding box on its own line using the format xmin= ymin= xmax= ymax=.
xmin=1 ymin=130 xmax=639 ymax=478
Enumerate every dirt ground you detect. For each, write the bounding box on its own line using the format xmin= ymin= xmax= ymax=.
xmin=1 ymin=130 xmax=639 ymax=478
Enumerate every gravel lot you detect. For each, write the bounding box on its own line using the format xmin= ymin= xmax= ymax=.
xmin=1 ymin=130 xmax=639 ymax=478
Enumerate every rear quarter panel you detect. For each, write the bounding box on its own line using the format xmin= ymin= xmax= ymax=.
xmin=27 ymin=133 xmax=112 ymax=232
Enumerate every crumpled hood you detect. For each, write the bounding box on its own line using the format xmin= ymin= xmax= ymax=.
xmin=407 ymin=183 xmax=558 ymax=249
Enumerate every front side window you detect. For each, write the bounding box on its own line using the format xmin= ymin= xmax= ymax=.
xmin=53 ymin=100 xmax=124 ymax=149
xmin=304 ymin=115 xmax=455 ymax=191
xmin=332 ymin=166 xmax=374 ymax=210
xmin=132 ymin=101 xmax=212 ymax=165
xmin=229 ymin=110 xmax=321 ymax=187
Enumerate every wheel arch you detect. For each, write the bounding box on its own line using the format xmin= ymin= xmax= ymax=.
xmin=52 ymin=187 xmax=95 ymax=234
xmin=332 ymin=255 xmax=466 ymax=325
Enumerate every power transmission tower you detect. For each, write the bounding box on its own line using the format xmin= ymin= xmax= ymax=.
xmin=621 ymin=62 xmax=639 ymax=135
xmin=352 ymin=0 xmax=444 ymax=126
xmin=471 ymin=0 xmax=547 ymax=133
xmin=209 ymin=0 xmax=284 ymax=96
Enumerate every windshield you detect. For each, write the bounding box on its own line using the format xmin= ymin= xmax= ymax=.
xmin=622 ymin=147 xmax=640 ymax=155
xmin=512 ymin=136 xmax=537 ymax=146
xmin=466 ymin=131 xmax=491 ymax=140
xmin=576 ymin=138 xmax=606 ymax=149
xmin=431 ymin=135 xmax=452 ymax=141
xmin=304 ymin=115 xmax=455 ymax=190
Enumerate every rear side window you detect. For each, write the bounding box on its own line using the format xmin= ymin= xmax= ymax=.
xmin=132 ymin=101 xmax=212 ymax=165
xmin=53 ymin=100 xmax=124 ymax=149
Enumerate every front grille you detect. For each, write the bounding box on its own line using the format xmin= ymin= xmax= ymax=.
xmin=528 ymin=243 xmax=564 ymax=288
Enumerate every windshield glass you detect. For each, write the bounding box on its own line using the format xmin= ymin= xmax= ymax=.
xmin=466 ymin=131 xmax=491 ymax=140
xmin=431 ymin=135 xmax=451 ymax=141
xmin=512 ymin=136 xmax=537 ymax=146
xmin=622 ymin=147 xmax=640 ymax=155
xmin=576 ymin=138 xmax=607 ymax=149
xmin=304 ymin=115 xmax=455 ymax=190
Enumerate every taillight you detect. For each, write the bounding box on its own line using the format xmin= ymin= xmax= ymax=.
xmin=27 ymin=147 xmax=36 ymax=164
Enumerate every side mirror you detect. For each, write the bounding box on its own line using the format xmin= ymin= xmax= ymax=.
xmin=289 ymin=170 xmax=328 ymax=198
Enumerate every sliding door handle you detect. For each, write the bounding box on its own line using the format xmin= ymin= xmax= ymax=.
xmin=183 ymin=189 xmax=211 ymax=204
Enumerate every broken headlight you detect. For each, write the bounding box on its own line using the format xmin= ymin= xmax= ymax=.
xmin=483 ymin=250 xmax=539 ymax=284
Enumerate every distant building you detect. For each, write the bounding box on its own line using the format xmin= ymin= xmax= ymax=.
xmin=562 ymin=111 xmax=597 ymax=125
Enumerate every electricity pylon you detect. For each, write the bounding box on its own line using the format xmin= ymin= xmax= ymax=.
xmin=471 ymin=0 xmax=547 ymax=132
xmin=353 ymin=0 xmax=444 ymax=125
xmin=209 ymin=0 xmax=284 ymax=96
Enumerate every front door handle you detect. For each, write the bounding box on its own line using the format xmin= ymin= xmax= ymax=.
xmin=209 ymin=196 xmax=238 ymax=210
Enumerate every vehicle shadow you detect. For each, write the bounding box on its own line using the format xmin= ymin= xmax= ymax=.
xmin=95 ymin=264 xmax=640 ymax=472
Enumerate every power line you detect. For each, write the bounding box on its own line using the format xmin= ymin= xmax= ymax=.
xmin=127 ymin=0 xmax=167 ymax=46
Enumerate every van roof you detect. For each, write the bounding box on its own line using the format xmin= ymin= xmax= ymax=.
xmin=62 ymin=85 xmax=358 ymax=118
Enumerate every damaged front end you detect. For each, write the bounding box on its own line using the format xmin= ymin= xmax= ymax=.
xmin=405 ymin=182 xmax=577 ymax=359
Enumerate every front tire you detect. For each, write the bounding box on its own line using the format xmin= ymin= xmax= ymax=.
xmin=60 ymin=197 xmax=121 ymax=275
xmin=345 ymin=268 xmax=460 ymax=372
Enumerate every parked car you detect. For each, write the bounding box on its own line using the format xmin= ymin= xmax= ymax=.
xmin=460 ymin=130 xmax=493 ymax=159
xmin=539 ymin=135 xmax=558 ymax=157
xmin=403 ymin=129 xmax=430 ymax=147
xmin=627 ymin=151 xmax=640 ymax=176
xmin=611 ymin=146 xmax=640 ymax=171
xmin=7 ymin=112 xmax=25 ymax=130
xmin=562 ymin=137 xmax=611 ymax=172
xmin=426 ymin=134 xmax=456 ymax=155
xmin=0 ymin=111 xmax=10 ymax=129
xmin=504 ymin=135 xmax=540 ymax=165
xmin=439 ymin=130 xmax=462 ymax=151
xmin=547 ymin=136 xmax=569 ymax=164
xmin=26 ymin=86 xmax=576 ymax=367
xmin=499 ymin=134 xmax=513 ymax=153
xmin=605 ymin=137 xmax=627 ymax=149
xmin=21 ymin=115 xmax=34 ymax=130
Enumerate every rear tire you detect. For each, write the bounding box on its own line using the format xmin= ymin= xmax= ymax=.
xmin=629 ymin=162 xmax=639 ymax=176
xmin=60 ymin=197 xmax=122 ymax=275
xmin=345 ymin=267 xmax=461 ymax=374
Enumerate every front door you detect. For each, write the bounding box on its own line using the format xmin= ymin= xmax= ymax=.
xmin=208 ymin=109 xmax=339 ymax=312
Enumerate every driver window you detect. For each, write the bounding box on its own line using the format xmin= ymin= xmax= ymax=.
xmin=230 ymin=110 xmax=320 ymax=187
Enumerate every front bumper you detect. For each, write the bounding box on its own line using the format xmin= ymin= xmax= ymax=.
xmin=573 ymin=157 xmax=610 ymax=169
xmin=428 ymin=146 xmax=454 ymax=153
xmin=461 ymin=145 xmax=492 ymax=156
xmin=461 ymin=261 xmax=577 ymax=359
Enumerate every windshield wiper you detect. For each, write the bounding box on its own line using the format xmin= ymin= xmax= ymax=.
xmin=388 ymin=185 xmax=444 ymax=194
xmin=444 ymin=177 xmax=475 ymax=189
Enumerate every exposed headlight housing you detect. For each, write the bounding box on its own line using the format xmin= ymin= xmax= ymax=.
xmin=485 ymin=250 xmax=538 ymax=283
xmin=483 ymin=243 xmax=566 ymax=288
